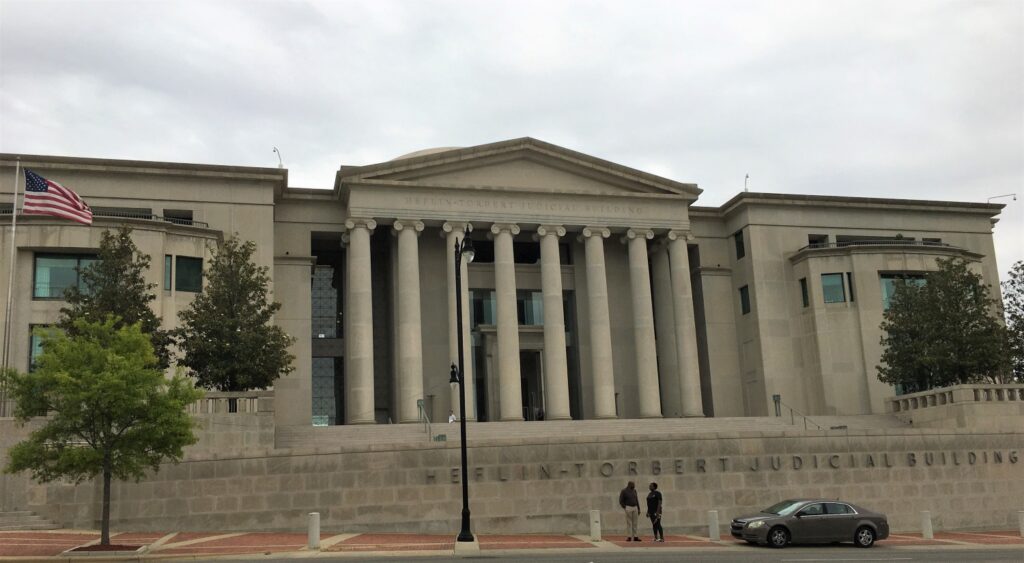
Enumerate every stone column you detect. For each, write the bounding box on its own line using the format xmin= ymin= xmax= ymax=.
xmin=491 ymin=223 xmax=523 ymax=421
xmin=650 ymin=242 xmax=681 ymax=417
xmin=581 ymin=226 xmax=616 ymax=419
xmin=443 ymin=222 xmax=476 ymax=421
xmin=394 ymin=219 xmax=425 ymax=423
xmin=536 ymin=225 xmax=571 ymax=421
xmin=625 ymin=228 xmax=662 ymax=418
xmin=344 ymin=218 xmax=377 ymax=424
xmin=667 ymin=230 xmax=703 ymax=417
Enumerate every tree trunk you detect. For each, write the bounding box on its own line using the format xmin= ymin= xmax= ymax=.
xmin=101 ymin=458 xmax=111 ymax=545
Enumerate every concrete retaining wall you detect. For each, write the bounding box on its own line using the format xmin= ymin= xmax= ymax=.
xmin=11 ymin=425 xmax=1023 ymax=536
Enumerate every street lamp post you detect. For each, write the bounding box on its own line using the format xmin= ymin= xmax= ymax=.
xmin=449 ymin=236 xmax=475 ymax=543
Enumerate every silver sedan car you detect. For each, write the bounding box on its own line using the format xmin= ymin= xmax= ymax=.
xmin=731 ymin=499 xmax=889 ymax=548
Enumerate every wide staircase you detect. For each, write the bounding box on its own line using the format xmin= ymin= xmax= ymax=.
xmin=0 ymin=511 xmax=60 ymax=531
xmin=275 ymin=414 xmax=908 ymax=450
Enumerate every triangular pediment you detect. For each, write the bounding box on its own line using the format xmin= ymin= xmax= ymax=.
xmin=337 ymin=138 xmax=700 ymax=199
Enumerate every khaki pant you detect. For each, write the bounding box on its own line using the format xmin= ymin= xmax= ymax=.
xmin=623 ymin=505 xmax=639 ymax=538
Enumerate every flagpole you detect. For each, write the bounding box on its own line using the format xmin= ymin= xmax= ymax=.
xmin=2 ymin=158 xmax=22 ymax=381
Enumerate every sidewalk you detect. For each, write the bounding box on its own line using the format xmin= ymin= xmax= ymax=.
xmin=1 ymin=529 xmax=1022 ymax=560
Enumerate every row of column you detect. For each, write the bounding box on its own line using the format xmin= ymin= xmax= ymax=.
xmin=341 ymin=217 xmax=704 ymax=425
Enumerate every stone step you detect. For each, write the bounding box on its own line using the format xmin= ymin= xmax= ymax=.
xmin=0 ymin=511 xmax=60 ymax=530
xmin=0 ymin=523 xmax=61 ymax=531
xmin=275 ymin=415 xmax=908 ymax=449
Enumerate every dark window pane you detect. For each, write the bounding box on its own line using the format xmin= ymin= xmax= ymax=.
xmin=734 ymin=230 xmax=745 ymax=259
xmin=800 ymin=278 xmax=809 ymax=308
xmin=846 ymin=272 xmax=855 ymax=302
xmin=739 ymin=285 xmax=751 ymax=315
xmin=822 ymin=273 xmax=845 ymax=303
xmin=164 ymin=255 xmax=172 ymax=290
xmin=175 ymin=256 xmax=203 ymax=292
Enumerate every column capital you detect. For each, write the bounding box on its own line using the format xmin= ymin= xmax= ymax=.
xmin=490 ymin=223 xmax=521 ymax=236
xmin=345 ymin=217 xmax=378 ymax=231
xmin=441 ymin=221 xmax=473 ymax=235
xmin=536 ymin=225 xmax=566 ymax=238
xmin=393 ymin=219 xmax=425 ymax=234
xmin=624 ymin=228 xmax=655 ymax=241
xmin=581 ymin=226 xmax=611 ymax=239
xmin=666 ymin=229 xmax=695 ymax=242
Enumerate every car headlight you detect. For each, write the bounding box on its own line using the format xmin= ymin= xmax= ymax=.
xmin=746 ymin=520 xmax=766 ymax=529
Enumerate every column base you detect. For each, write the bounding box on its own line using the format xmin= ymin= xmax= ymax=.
xmin=592 ymin=415 xmax=618 ymax=420
xmin=545 ymin=415 xmax=572 ymax=421
xmin=499 ymin=416 xmax=525 ymax=422
xmin=639 ymin=414 xmax=663 ymax=419
xmin=346 ymin=420 xmax=377 ymax=425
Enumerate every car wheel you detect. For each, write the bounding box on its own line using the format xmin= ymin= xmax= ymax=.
xmin=768 ymin=526 xmax=789 ymax=548
xmin=855 ymin=526 xmax=876 ymax=548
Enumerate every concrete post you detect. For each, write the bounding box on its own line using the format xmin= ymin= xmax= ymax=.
xmin=1018 ymin=510 xmax=1024 ymax=537
xmin=625 ymin=229 xmax=662 ymax=418
xmin=707 ymin=510 xmax=720 ymax=541
xmin=582 ymin=227 xmax=616 ymax=419
xmin=537 ymin=225 xmax=571 ymax=420
xmin=921 ymin=510 xmax=933 ymax=539
xmin=492 ymin=223 xmax=523 ymax=421
xmin=307 ymin=512 xmax=320 ymax=550
xmin=343 ymin=218 xmax=377 ymax=424
xmin=394 ymin=220 xmax=425 ymax=423
xmin=589 ymin=509 xmax=602 ymax=541
xmin=443 ymin=222 xmax=476 ymax=421
xmin=667 ymin=231 xmax=703 ymax=417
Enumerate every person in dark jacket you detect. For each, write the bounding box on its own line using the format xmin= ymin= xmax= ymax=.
xmin=618 ymin=481 xmax=640 ymax=541
xmin=646 ymin=482 xmax=664 ymax=542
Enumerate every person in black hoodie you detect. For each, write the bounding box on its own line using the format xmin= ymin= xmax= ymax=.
xmin=646 ymin=482 xmax=664 ymax=542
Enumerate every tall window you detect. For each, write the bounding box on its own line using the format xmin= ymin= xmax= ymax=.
xmin=164 ymin=255 xmax=172 ymax=290
xmin=739 ymin=285 xmax=751 ymax=315
xmin=821 ymin=273 xmax=846 ymax=303
xmin=175 ymin=256 xmax=203 ymax=292
xmin=33 ymin=254 xmax=97 ymax=299
xmin=799 ymin=278 xmax=809 ymax=308
xmin=734 ymin=229 xmax=746 ymax=259
xmin=846 ymin=272 xmax=855 ymax=302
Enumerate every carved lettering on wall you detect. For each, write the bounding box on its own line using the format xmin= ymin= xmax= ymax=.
xmin=434 ymin=450 xmax=1020 ymax=484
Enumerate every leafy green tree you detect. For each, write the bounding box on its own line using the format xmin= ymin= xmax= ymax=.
xmin=1002 ymin=260 xmax=1024 ymax=381
xmin=878 ymin=257 xmax=1010 ymax=392
xmin=3 ymin=318 xmax=202 ymax=545
xmin=60 ymin=225 xmax=173 ymax=369
xmin=176 ymin=236 xmax=295 ymax=391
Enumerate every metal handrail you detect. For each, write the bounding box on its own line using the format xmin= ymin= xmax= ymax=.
xmin=796 ymin=239 xmax=954 ymax=253
xmin=778 ymin=400 xmax=823 ymax=430
xmin=0 ymin=208 xmax=209 ymax=228
xmin=417 ymin=399 xmax=432 ymax=442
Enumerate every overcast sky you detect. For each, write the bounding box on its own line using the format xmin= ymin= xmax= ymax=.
xmin=1 ymin=0 xmax=1021 ymax=278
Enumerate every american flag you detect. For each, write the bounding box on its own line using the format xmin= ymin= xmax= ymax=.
xmin=23 ymin=169 xmax=93 ymax=225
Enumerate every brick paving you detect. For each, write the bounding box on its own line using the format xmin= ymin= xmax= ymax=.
xmin=0 ymin=532 xmax=99 ymax=557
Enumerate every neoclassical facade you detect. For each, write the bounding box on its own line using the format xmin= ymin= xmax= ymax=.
xmin=0 ymin=139 xmax=1005 ymax=427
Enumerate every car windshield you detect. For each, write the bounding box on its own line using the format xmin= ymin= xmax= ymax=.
xmin=762 ymin=500 xmax=804 ymax=516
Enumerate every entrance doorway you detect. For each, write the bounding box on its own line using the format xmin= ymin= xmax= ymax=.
xmin=520 ymin=350 xmax=544 ymax=421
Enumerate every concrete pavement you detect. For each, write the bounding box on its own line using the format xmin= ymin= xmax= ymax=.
xmin=0 ymin=529 xmax=1021 ymax=560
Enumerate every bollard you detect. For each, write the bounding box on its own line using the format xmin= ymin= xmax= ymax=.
xmin=920 ymin=510 xmax=933 ymax=540
xmin=589 ymin=509 xmax=602 ymax=541
xmin=308 ymin=512 xmax=320 ymax=550
xmin=1019 ymin=511 xmax=1024 ymax=538
xmin=708 ymin=510 xmax=720 ymax=541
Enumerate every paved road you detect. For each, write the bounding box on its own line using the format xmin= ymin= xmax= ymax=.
xmin=202 ymin=546 xmax=1024 ymax=562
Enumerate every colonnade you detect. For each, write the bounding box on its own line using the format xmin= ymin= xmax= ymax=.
xmin=341 ymin=218 xmax=703 ymax=424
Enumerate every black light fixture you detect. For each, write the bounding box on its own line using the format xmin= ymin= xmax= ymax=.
xmin=452 ymin=235 xmax=474 ymax=543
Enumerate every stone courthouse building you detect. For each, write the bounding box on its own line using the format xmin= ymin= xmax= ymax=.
xmin=0 ymin=138 xmax=1006 ymax=429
